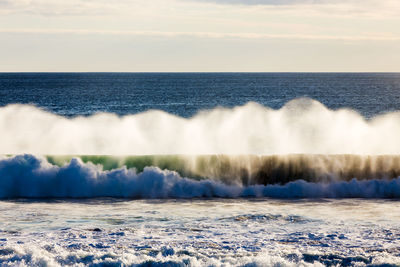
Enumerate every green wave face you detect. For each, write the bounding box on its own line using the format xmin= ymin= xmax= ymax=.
xmin=45 ymin=154 xmax=400 ymax=186
xmin=47 ymin=155 xmax=181 ymax=172
xmin=46 ymin=155 xmax=201 ymax=179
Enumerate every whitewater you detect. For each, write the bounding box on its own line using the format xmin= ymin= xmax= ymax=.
xmin=1 ymin=198 xmax=400 ymax=266
xmin=2 ymin=154 xmax=400 ymax=199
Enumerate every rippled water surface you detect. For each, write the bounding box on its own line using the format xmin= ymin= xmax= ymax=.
xmin=1 ymin=73 xmax=400 ymax=118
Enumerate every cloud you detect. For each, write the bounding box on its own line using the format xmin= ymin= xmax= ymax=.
xmin=189 ymin=0 xmax=400 ymax=18
xmin=0 ymin=0 xmax=12 ymax=6
xmin=0 ymin=0 xmax=121 ymax=16
xmin=1 ymin=28 xmax=399 ymax=41
xmin=1 ymin=0 xmax=399 ymax=19
xmin=190 ymin=0 xmax=331 ymax=5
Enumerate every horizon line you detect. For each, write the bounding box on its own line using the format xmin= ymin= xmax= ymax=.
xmin=1 ymin=71 xmax=400 ymax=74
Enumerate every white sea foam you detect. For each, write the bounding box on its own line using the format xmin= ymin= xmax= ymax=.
xmin=1 ymin=197 xmax=400 ymax=266
xmin=1 ymin=154 xmax=400 ymax=199
xmin=2 ymin=98 xmax=400 ymax=155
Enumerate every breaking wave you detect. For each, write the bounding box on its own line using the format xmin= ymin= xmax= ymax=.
xmin=2 ymin=154 xmax=400 ymax=199
xmin=2 ymin=99 xmax=400 ymax=198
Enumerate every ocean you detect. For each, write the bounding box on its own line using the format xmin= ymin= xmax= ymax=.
xmin=1 ymin=73 xmax=400 ymax=266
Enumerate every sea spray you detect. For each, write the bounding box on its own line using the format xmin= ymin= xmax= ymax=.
xmin=2 ymin=98 xmax=400 ymax=155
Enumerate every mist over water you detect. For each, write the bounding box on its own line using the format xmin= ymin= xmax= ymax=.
xmin=2 ymin=98 xmax=400 ymax=155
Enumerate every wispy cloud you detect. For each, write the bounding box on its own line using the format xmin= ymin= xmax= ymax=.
xmin=190 ymin=0 xmax=331 ymax=5
xmin=0 ymin=0 xmax=121 ymax=16
xmin=1 ymin=0 xmax=400 ymax=19
xmin=189 ymin=0 xmax=400 ymax=18
xmin=1 ymin=28 xmax=399 ymax=41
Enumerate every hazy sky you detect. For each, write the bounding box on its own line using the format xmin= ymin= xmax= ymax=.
xmin=1 ymin=0 xmax=399 ymax=71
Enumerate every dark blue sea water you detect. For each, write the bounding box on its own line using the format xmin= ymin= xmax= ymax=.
xmin=1 ymin=72 xmax=400 ymax=118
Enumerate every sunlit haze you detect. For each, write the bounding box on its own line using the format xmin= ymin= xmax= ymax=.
xmin=1 ymin=0 xmax=400 ymax=71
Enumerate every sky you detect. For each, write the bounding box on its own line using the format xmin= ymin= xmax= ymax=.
xmin=0 ymin=0 xmax=399 ymax=72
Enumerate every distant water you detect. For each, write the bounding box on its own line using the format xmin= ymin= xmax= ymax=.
xmin=1 ymin=73 xmax=400 ymax=266
xmin=1 ymin=72 xmax=400 ymax=118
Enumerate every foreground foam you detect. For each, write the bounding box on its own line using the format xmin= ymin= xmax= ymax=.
xmin=1 ymin=154 xmax=400 ymax=199
xmin=2 ymin=98 xmax=400 ymax=155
